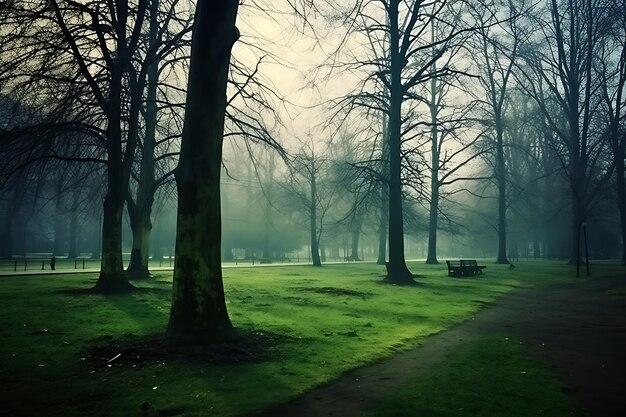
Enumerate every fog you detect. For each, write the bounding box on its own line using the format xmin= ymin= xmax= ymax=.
xmin=0 ymin=0 xmax=624 ymax=278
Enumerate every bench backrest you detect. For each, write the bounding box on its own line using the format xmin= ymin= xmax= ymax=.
xmin=446 ymin=260 xmax=461 ymax=267
xmin=460 ymin=259 xmax=478 ymax=267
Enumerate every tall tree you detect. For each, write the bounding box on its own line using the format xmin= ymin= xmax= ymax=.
xmin=282 ymin=142 xmax=338 ymax=267
xmin=596 ymin=1 xmax=626 ymax=263
xmin=1 ymin=0 xmax=149 ymax=291
xmin=469 ymin=0 xmax=524 ymax=264
xmin=126 ymin=0 xmax=192 ymax=279
xmin=330 ymin=0 xmax=481 ymax=283
xmin=519 ymin=0 xmax=615 ymax=264
xmin=166 ymin=0 xmax=240 ymax=343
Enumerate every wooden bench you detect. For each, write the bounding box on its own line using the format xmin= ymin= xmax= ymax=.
xmin=446 ymin=259 xmax=486 ymax=277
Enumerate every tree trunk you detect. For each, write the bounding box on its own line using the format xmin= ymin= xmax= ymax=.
xmin=126 ymin=1 xmax=160 ymax=280
xmin=376 ymin=196 xmax=387 ymax=265
xmin=376 ymin=113 xmax=388 ymax=266
xmin=0 ymin=204 xmax=13 ymax=259
xmin=385 ymin=0 xmax=413 ymax=283
xmin=93 ymin=2 xmax=138 ymax=293
xmin=533 ymin=233 xmax=541 ymax=258
xmin=262 ymin=200 xmax=272 ymax=259
xmin=67 ymin=191 xmax=79 ymax=259
xmin=426 ymin=184 xmax=439 ymax=264
xmin=349 ymin=216 xmax=362 ymax=261
xmin=167 ymin=0 xmax=239 ymax=344
xmin=495 ymin=118 xmax=509 ymax=264
xmin=617 ymin=160 xmax=626 ymax=264
xmin=94 ymin=86 xmax=133 ymax=292
xmin=53 ymin=216 xmax=66 ymax=257
xmin=310 ymin=165 xmax=322 ymax=267
xmin=127 ymin=206 xmax=152 ymax=279
xmin=425 ymin=75 xmax=440 ymax=263
xmin=94 ymin=187 xmax=132 ymax=292
xmin=426 ymin=21 xmax=440 ymax=265
xmin=52 ymin=176 xmax=66 ymax=256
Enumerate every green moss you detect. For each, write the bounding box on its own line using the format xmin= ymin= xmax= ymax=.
xmin=0 ymin=259 xmax=618 ymax=416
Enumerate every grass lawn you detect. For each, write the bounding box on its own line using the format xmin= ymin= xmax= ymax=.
xmin=366 ymin=336 xmax=582 ymax=417
xmin=0 ymin=260 xmax=621 ymax=416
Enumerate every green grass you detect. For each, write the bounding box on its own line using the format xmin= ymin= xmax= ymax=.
xmin=366 ymin=336 xmax=581 ymax=417
xmin=0 ymin=260 xmax=620 ymax=416
xmin=608 ymin=285 xmax=626 ymax=296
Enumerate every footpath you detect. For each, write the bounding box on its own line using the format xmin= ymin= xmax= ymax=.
xmin=256 ymin=275 xmax=626 ymax=417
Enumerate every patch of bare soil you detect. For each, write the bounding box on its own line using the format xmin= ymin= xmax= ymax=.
xmin=253 ymin=275 xmax=626 ymax=417
xmin=84 ymin=330 xmax=292 ymax=369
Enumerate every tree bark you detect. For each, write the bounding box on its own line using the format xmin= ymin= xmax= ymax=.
xmin=95 ymin=185 xmax=132 ymax=292
xmin=52 ymin=215 xmax=66 ymax=256
xmin=0 ymin=199 xmax=13 ymax=259
xmin=94 ymin=82 xmax=134 ymax=293
xmin=127 ymin=205 xmax=152 ymax=279
xmin=617 ymin=160 xmax=626 ymax=264
xmin=167 ymin=0 xmax=239 ymax=343
xmin=310 ymin=162 xmax=322 ymax=267
xmin=349 ymin=216 xmax=362 ymax=261
xmin=67 ymin=191 xmax=79 ymax=258
xmin=385 ymin=0 xmax=413 ymax=283
xmin=495 ymin=116 xmax=509 ymax=264
xmin=376 ymin=193 xmax=388 ymax=265
xmin=127 ymin=0 xmax=159 ymax=280
xmin=52 ymin=175 xmax=66 ymax=256
xmin=93 ymin=1 xmax=141 ymax=293
xmin=376 ymin=112 xmax=389 ymax=266
xmin=426 ymin=63 xmax=440 ymax=265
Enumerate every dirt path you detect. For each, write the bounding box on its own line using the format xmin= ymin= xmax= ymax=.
xmin=254 ymin=275 xmax=626 ymax=417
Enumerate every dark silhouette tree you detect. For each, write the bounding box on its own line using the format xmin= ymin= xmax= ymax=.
xmin=166 ymin=0 xmax=240 ymax=343
xmin=518 ymin=0 xmax=616 ymax=264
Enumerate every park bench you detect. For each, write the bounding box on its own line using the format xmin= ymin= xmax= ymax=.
xmin=446 ymin=259 xmax=486 ymax=277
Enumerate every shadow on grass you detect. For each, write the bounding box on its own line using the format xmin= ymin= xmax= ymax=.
xmin=84 ymin=329 xmax=297 ymax=369
xmin=55 ymin=286 xmax=171 ymax=296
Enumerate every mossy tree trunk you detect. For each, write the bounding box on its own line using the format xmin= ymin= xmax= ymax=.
xmin=167 ymin=0 xmax=239 ymax=344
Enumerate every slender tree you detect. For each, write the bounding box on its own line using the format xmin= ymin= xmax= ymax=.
xmin=468 ymin=0 xmax=525 ymax=264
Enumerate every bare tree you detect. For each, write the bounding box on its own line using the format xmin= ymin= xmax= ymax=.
xmin=467 ymin=0 xmax=527 ymax=264
xmin=327 ymin=0 xmax=485 ymax=283
xmin=126 ymin=0 xmax=192 ymax=279
xmin=281 ymin=141 xmax=339 ymax=267
xmin=595 ymin=1 xmax=626 ymax=262
xmin=518 ymin=0 xmax=615 ymax=264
